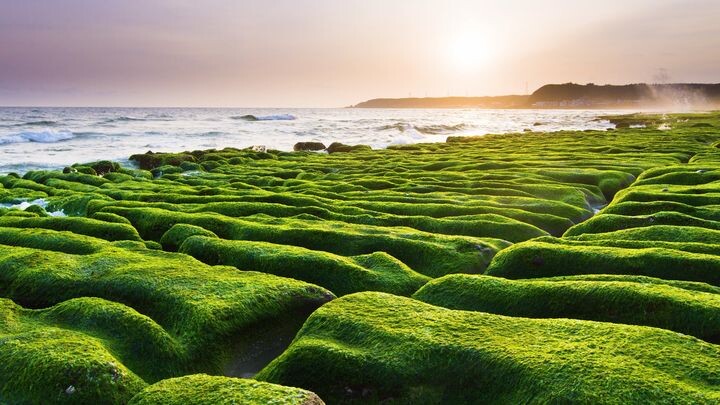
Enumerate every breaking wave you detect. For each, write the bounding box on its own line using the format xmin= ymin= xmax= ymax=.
xmin=16 ymin=120 xmax=59 ymax=127
xmin=101 ymin=116 xmax=146 ymax=124
xmin=0 ymin=129 xmax=75 ymax=145
xmin=231 ymin=114 xmax=297 ymax=121
xmin=379 ymin=122 xmax=469 ymax=135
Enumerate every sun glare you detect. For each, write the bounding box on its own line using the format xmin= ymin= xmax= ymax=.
xmin=447 ymin=34 xmax=493 ymax=73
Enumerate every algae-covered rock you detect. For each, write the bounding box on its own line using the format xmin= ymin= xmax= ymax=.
xmin=0 ymin=242 xmax=335 ymax=379
xmin=257 ymin=292 xmax=720 ymax=403
xmin=87 ymin=160 xmax=121 ymax=175
xmin=151 ymin=164 xmax=184 ymax=177
xmin=23 ymin=203 xmax=48 ymax=217
xmin=0 ymin=298 xmax=149 ymax=403
xmin=102 ymin=206 xmax=505 ymax=277
xmin=414 ymin=274 xmax=720 ymax=342
xmin=130 ymin=152 xmax=197 ymax=170
xmin=129 ymin=374 xmax=324 ymax=405
xmin=160 ymin=223 xmax=218 ymax=251
xmin=73 ymin=165 xmax=98 ymax=175
xmin=179 ymin=236 xmax=429 ymax=296
xmin=1 ymin=111 xmax=720 ymax=402
xmin=0 ymin=226 xmax=105 ymax=254
xmin=293 ymin=142 xmax=326 ymax=152
xmin=91 ymin=211 xmax=133 ymax=225
xmin=326 ymin=142 xmax=371 ymax=153
xmin=485 ymin=238 xmax=720 ymax=285
xmin=0 ymin=216 xmax=142 ymax=242
xmin=179 ymin=161 xmax=204 ymax=172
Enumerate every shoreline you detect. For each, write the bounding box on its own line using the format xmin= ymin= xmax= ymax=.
xmin=0 ymin=108 xmax=622 ymax=176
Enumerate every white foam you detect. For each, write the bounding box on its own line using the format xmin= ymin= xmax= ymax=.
xmin=0 ymin=129 xmax=75 ymax=145
xmin=255 ymin=114 xmax=296 ymax=121
xmin=0 ymin=198 xmax=48 ymax=210
xmin=0 ymin=198 xmax=66 ymax=216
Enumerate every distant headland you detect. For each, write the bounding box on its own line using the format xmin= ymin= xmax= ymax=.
xmin=351 ymin=83 xmax=720 ymax=109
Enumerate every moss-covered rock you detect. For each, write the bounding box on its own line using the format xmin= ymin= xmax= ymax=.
xmin=414 ymin=274 xmax=720 ymax=342
xmin=129 ymin=374 xmax=324 ymax=405
xmin=326 ymin=142 xmax=372 ymax=153
xmin=293 ymin=142 xmax=326 ymax=152
xmin=87 ymin=160 xmax=121 ymax=175
xmin=0 ymin=298 xmax=149 ymax=403
xmin=258 ymin=292 xmax=720 ymax=403
xmin=485 ymin=238 xmax=720 ymax=284
xmin=179 ymin=236 xmax=429 ymax=296
xmin=0 ymin=216 xmax=142 ymax=242
xmin=160 ymin=223 xmax=218 ymax=251
xmin=0 ymin=242 xmax=334 ymax=381
xmin=130 ymin=152 xmax=197 ymax=170
xmin=1 ymin=112 xmax=720 ymax=402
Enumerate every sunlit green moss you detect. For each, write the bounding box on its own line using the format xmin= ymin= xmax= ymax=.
xmin=414 ymin=274 xmax=720 ymax=342
xmin=258 ymin=292 xmax=720 ymax=403
xmin=1 ymin=112 xmax=720 ymax=402
xmin=100 ymin=206 xmax=507 ymax=277
xmin=180 ymin=236 xmax=429 ymax=296
xmin=129 ymin=374 xmax=323 ymax=405
xmin=0 ymin=298 xmax=149 ymax=403
xmin=0 ymin=240 xmax=334 ymax=381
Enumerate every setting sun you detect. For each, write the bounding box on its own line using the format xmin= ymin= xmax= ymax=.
xmin=447 ymin=34 xmax=494 ymax=73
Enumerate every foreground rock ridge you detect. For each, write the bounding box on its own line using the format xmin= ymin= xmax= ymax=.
xmin=1 ymin=112 xmax=720 ymax=403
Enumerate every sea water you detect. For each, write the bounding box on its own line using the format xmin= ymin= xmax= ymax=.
xmin=0 ymin=107 xmax=617 ymax=173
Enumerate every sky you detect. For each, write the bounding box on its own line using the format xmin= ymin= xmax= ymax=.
xmin=1 ymin=0 xmax=719 ymax=107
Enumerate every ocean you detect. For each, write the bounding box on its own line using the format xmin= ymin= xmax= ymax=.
xmin=0 ymin=107 xmax=617 ymax=173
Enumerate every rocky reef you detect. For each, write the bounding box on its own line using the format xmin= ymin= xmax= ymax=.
xmin=1 ymin=112 xmax=720 ymax=403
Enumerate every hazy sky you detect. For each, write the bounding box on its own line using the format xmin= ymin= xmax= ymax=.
xmin=1 ymin=0 xmax=719 ymax=107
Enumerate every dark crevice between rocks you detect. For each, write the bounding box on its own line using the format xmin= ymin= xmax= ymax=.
xmin=222 ymin=295 xmax=332 ymax=378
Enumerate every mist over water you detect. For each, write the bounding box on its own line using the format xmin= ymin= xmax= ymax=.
xmin=0 ymin=107 xmax=617 ymax=173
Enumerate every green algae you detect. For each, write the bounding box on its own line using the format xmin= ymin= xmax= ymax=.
xmin=99 ymin=206 xmax=507 ymax=277
xmin=179 ymin=236 xmax=430 ymax=296
xmin=486 ymin=153 xmax=720 ymax=283
xmin=130 ymin=152 xmax=198 ymax=170
xmin=257 ymin=292 xmax=720 ymax=404
xmin=0 ymin=216 xmax=142 ymax=242
xmin=160 ymin=223 xmax=218 ymax=251
xmin=485 ymin=238 xmax=720 ymax=284
xmin=129 ymin=374 xmax=324 ymax=405
xmin=414 ymin=274 xmax=720 ymax=342
xmin=0 ymin=226 xmax=105 ymax=254
xmin=0 ymin=237 xmax=334 ymax=382
xmin=568 ymin=225 xmax=720 ymax=244
xmin=0 ymin=298 xmax=149 ymax=403
xmin=0 ymin=112 xmax=720 ymax=402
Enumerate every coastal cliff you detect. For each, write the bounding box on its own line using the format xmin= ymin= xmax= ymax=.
xmin=352 ymin=83 xmax=720 ymax=109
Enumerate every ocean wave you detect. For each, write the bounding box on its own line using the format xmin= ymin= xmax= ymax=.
xmin=101 ymin=116 xmax=146 ymax=124
xmin=231 ymin=114 xmax=297 ymax=121
xmin=0 ymin=129 xmax=75 ymax=145
xmin=416 ymin=123 xmax=468 ymax=134
xmin=379 ymin=122 xmax=468 ymax=135
xmin=14 ymin=120 xmax=59 ymax=127
xmin=144 ymin=113 xmax=174 ymax=120
xmin=0 ymin=120 xmax=58 ymax=128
